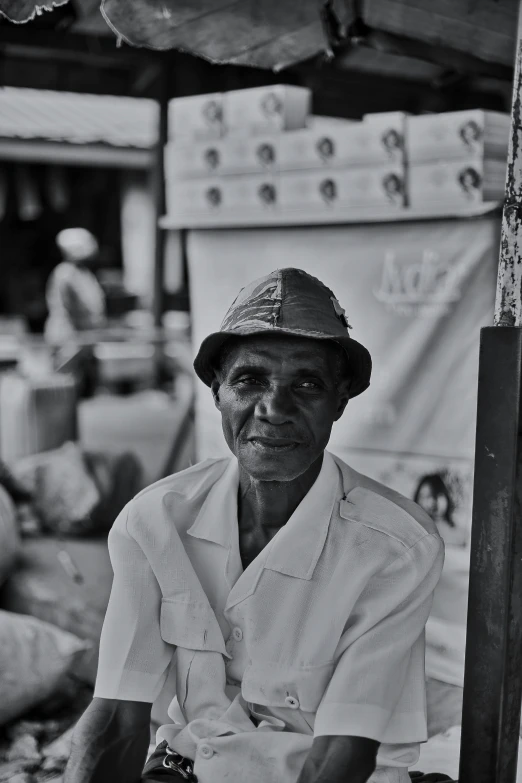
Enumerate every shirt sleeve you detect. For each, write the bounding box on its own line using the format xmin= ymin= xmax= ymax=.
xmin=314 ymin=532 xmax=444 ymax=744
xmin=93 ymin=503 xmax=175 ymax=703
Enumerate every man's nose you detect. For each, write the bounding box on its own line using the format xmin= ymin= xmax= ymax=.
xmin=255 ymin=385 xmax=296 ymax=424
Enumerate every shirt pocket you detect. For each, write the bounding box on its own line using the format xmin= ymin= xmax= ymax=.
xmin=241 ymin=660 xmax=335 ymax=714
xmin=160 ymin=596 xmax=228 ymax=656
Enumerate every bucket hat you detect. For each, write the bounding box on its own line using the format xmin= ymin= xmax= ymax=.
xmin=193 ymin=268 xmax=372 ymax=398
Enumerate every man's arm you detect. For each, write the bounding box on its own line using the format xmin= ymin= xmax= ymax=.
xmin=74 ymin=504 xmax=176 ymax=781
xmin=64 ymin=697 xmax=151 ymax=783
xmin=296 ymin=735 xmax=379 ymax=783
xmin=308 ymin=532 xmax=444 ymax=782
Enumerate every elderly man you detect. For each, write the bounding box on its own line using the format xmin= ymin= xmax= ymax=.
xmin=65 ymin=269 xmax=444 ymax=783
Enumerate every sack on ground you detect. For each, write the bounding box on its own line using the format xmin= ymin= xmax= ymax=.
xmin=0 ymin=609 xmax=91 ymax=725
xmin=0 ymin=486 xmax=20 ymax=587
xmin=13 ymin=442 xmax=100 ymax=535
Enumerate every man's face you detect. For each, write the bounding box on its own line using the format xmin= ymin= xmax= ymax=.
xmin=211 ymin=334 xmax=350 ymax=482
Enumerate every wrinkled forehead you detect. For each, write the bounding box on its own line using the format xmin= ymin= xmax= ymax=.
xmin=220 ymin=333 xmax=341 ymax=372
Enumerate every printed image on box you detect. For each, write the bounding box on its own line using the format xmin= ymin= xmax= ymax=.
xmin=279 ymin=126 xmax=343 ymax=169
xmin=407 ymin=109 xmax=509 ymax=163
xmin=410 ymin=159 xmax=506 ymax=207
xmin=223 ymin=175 xmax=279 ymax=210
xmin=363 ymin=111 xmax=409 ymax=162
xmin=164 ymin=141 xmax=224 ymax=178
xmin=279 ymin=118 xmax=406 ymax=171
xmin=166 ymin=137 xmax=281 ymax=179
xmin=165 ymin=178 xmax=225 ymax=217
xmin=166 ymin=175 xmax=279 ymax=221
xmin=224 ymin=85 xmax=311 ymax=134
xmin=168 ymin=93 xmax=225 ymax=141
xmin=219 ymin=136 xmax=280 ymax=174
xmin=280 ymin=167 xmax=407 ymax=210
xmin=254 ymin=139 xmax=278 ymax=168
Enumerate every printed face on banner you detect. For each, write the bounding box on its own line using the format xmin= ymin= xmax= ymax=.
xmin=412 ymin=468 xmax=471 ymax=548
xmin=346 ymin=453 xmax=473 ymax=548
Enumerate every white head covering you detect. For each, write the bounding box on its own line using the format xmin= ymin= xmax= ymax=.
xmin=56 ymin=228 xmax=98 ymax=263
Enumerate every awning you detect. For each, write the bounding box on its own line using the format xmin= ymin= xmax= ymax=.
xmin=0 ymin=86 xmax=158 ymax=167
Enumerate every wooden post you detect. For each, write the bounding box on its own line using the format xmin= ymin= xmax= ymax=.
xmin=152 ymin=58 xmax=169 ymax=329
xmin=458 ymin=3 xmax=522 ymax=782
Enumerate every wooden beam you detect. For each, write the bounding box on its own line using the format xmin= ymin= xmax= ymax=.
xmin=343 ymin=21 xmax=513 ymax=82
xmin=0 ymin=138 xmax=152 ymax=168
xmin=458 ymin=3 xmax=522 ymax=782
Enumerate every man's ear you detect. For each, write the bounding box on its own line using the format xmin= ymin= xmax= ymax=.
xmin=210 ymin=377 xmax=221 ymax=410
xmin=334 ymin=379 xmax=351 ymax=421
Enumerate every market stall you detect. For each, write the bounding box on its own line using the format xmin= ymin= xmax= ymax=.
xmin=1 ymin=2 xmax=522 ymax=783
xmin=106 ymin=5 xmax=520 ymax=782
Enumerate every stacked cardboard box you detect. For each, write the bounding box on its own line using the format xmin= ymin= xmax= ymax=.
xmin=164 ymin=86 xmax=409 ymax=222
xmin=407 ymin=110 xmax=509 ymax=209
xmin=165 ymin=95 xmax=510 ymax=222
xmin=165 ymin=86 xmax=309 ymax=219
xmin=279 ymin=112 xmax=408 ymax=214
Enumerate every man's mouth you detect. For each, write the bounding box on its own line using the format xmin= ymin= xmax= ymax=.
xmin=249 ymin=438 xmax=299 ymax=453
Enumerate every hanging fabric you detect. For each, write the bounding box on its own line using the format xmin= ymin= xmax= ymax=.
xmin=0 ymin=166 xmax=7 ymax=223
xmin=45 ymin=166 xmax=70 ymax=213
xmin=15 ymin=165 xmax=42 ymax=222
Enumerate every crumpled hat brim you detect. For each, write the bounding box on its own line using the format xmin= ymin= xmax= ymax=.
xmin=193 ymin=326 xmax=372 ymax=398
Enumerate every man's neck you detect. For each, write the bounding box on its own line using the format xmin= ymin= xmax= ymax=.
xmin=237 ymin=453 xmax=324 ymax=534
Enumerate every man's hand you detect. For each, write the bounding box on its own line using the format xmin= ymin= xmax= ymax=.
xmin=64 ymin=697 xmax=152 ymax=783
xmin=296 ymin=735 xmax=379 ymax=783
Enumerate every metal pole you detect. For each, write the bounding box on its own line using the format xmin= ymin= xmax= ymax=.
xmin=459 ymin=3 xmax=522 ymax=782
xmin=152 ymin=58 xmax=169 ymax=329
xmin=494 ymin=1 xmax=522 ymax=328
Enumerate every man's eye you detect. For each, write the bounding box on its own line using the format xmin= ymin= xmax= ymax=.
xmin=298 ymin=381 xmax=320 ymax=389
xmin=237 ymin=377 xmax=262 ymax=386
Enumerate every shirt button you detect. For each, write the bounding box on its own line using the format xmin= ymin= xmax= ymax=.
xmin=199 ymin=744 xmax=214 ymax=759
xmin=285 ymin=695 xmax=300 ymax=709
xmin=232 ymin=627 xmax=243 ymax=641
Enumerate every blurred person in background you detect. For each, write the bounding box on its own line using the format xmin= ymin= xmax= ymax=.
xmin=44 ymin=228 xmax=106 ymax=397
xmin=44 ymin=228 xmax=106 ymax=346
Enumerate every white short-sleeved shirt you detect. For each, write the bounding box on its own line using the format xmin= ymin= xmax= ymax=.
xmin=45 ymin=261 xmax=105 ymax=344
xmin=94 ymin=451 xmax=444 ymax=783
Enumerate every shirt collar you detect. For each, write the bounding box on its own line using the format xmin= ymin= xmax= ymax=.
xmin=186 ymin=450 xmax=341 ymax=581
xmin=263 ymin=450 xmax=340 ymax=580
xmin=186 ymin=457 xmax=239 ymax=548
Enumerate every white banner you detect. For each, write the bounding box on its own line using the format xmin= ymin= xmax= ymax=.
xmin=188 ymin=216 xmax=500 ymax=685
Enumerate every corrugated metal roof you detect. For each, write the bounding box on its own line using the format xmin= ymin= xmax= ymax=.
xmin=0 ymin=87 xmax=158 ymax=148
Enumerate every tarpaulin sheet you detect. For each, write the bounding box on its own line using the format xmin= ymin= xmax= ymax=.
xmin=0 ymin=0 xmax=68 ymax=23
xmin=0 ymin=1 xmax=515 ymax=70
xmin=100 ymin=0 xmax=334 ymax=69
